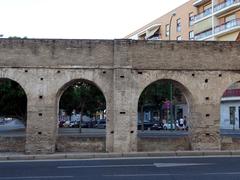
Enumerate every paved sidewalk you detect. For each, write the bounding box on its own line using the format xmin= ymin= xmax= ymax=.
xmin=1 ymin=150 xmax=240 ymax=161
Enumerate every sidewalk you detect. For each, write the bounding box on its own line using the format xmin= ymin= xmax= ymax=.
xmin=1 ymin=150 xmax=240 ymax=161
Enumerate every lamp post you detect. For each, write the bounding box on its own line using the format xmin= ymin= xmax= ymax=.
xmin=168 ymin=12 xmax=176 ymax=130
xmin=169 ymin=12 xmax=176 ymax=40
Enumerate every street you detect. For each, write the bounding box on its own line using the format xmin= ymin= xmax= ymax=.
xmin=1 ymin=128 xmax=240 ymax=137
xmin=0 ymin=156 xmax=240 ymax=180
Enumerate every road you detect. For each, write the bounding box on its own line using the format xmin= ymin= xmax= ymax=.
xmin=0 ymin=156 xmax=240 ymax=180
xmin=1 ymin=128 xmax=240 ymax=137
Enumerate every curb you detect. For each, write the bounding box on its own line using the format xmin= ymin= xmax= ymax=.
xmin=0 ymin=151 xmax=239 ymax=161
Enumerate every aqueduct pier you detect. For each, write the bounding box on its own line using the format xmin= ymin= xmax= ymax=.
xmin=0 ymin=39 xmax=240 ymax=154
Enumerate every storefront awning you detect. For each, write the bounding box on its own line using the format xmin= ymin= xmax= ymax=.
xmin=145 ymin=26 xmax=160 ymax=39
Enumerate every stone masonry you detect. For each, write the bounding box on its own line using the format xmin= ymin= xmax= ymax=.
xmin=0 ymin=39 xmax=239 ymax=154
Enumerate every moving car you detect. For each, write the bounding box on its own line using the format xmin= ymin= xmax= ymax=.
xmin=0 ymin=117 xmax=25 ymax=130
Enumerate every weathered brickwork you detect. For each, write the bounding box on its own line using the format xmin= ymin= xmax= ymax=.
xmin=0 ymin=137 xmax=25 ymax=152
xmin=0 ymin=39 xmax=239 ymax=154
xmin=56 ymin=136 xmax=106 ymax=152
xmin=138 ymin=137 xmax=191 ymax=152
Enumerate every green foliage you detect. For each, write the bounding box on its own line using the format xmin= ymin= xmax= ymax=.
xmin=138 ymin=80 xmax=182 ymax=111
xmin=59 ymin=81 xmax=106 ymax=116
xmin=0 ymin=79 xmax=27 ymax=121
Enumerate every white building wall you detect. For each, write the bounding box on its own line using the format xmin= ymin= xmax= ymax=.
xmin=220 ymin=101 xmax=240 ymax=129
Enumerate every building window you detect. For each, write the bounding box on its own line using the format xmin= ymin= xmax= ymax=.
xmin=177 ymin=36 xmax=182 ymax=40
xmin=189 ymin=31 xmax=194 ymax=40
xmin=176 ymin=18 xmax=181 ymax=32
xmin=225 ymin=14 xmax=236 ymax=23
xmin=165 ymin=24 xmax=170 ymax=37
xmin=189 ymin=12 xmax=194 ymax=27
xmin=229 ymin=106 xmax=236 ymax=125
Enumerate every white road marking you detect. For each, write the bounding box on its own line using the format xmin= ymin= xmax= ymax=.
xmin=204 ymin=172 xmax=240 ymax=175
xmin=104 ymin=172 xmax=240 ymax=177
xmin=103 ymin=173 xmax=177 ymax=177
xmin=154 ymin=163 xmax=213 ymax=167
xmin=0 ymin=176 xmax=73 ymax=179
xmin=58 ymin=164 xmax=154 ymax=168
xmin=58 ymin=162 xmax=212 ymax=169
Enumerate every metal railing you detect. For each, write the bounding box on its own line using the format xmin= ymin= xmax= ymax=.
xmin=195 ymin=28 xmax=213 ymax=40
xmin=194 ymin=7 xmax=212 ymax=21
xmin=214 ymin=0 xmax=240 ymax=13
xmin=194 ymin=0 xmax=240 ymax=22
xmin=215 ymin=18 xmax=240 ymax=34
xmin=195 ymin=19 xmax=240 ymax=40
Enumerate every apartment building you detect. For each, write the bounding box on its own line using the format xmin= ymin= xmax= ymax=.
xmin=125 ymin=0 xmax=240 ymax=41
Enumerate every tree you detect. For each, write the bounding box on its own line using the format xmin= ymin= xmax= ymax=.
xmin=59 ymin=81 xmax=106 ymax=131
xmin=0 ymin=79 xmax=27 ymax=122
xmin=138 ymin=80 xmax=183 ymax=131
xmin=60 ymin=81 xmax=106 ymax=115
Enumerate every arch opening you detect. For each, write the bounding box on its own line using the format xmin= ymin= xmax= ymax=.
xmin=56 ymin=79 xmax=107 ymax=152
xmin=220 ymin=81 xmax=240 ymax=150
xmin=220 ymin=81 xmax=240 ymax=131
xmin=137 ymin=79 xmax=192 ymax=151
xmin=0 ymin=78 xmax=27 ymax=152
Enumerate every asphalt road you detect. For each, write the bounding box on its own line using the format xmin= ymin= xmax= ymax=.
xmin=1 ymin=128 xmax=240 ymax=137
xmin=0 ymin=156 xmax=240 ymax=180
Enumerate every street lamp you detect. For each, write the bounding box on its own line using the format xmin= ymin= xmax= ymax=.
xmin=168 ymin=12 xmax=176 ymax=130
xmin=169 ymin=12 xmax=176 ymax=40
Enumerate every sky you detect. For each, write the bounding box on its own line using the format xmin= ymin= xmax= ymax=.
xmin=0 ymin=0 xmax=189 ymax=39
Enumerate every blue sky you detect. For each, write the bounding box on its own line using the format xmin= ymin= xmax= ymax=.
xmin=0 ymin=0 xmax=189 ymax=39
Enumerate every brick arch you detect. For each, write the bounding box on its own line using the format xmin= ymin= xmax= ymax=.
xmin=135 ymin=77 xmax=194 ymax=127
xmin=0 ymin=74 xmax=30 ymax=99
xmin=136 ymin=78 xmax=194 ymax=109
xmin=133 ymin=77 xmax=195 ymax=151
xmin=56 ymin=78 xmax=108 ymax=128
xmin=219 ymin=78 xmax=240 ymax=132
xmin=56 ymin=78 xmax=107 ymax=104
xmin=0 ymin=77 xmax=28 ymax=152
xmin=0 ymin=77 xmax=28 ymax=122
xmin=219 ymin=79 xmax=240 ymax=102
xmin=55 ymin=77 xmax=110 ymax=153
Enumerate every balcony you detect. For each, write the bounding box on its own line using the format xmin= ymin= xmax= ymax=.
xmin=215 ymin=18 xmax=240 ymax=36
xmin=214 ymin=0 xmax=240 ymax=16
xmin=195 ymin=28 xmax=213 ymax=40
xmin=195 ymin=19 xmax=240 ymax=40
xmin=194 ymin=7 xmax=212 ymax=23
xmin=194 ymin=0 xmax=240 ymax=23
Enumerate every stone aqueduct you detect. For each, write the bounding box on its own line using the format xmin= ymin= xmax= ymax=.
xmin=0 ymin=39 xmax=240 ymax=154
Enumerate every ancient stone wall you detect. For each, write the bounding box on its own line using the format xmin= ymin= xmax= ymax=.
xmin=0 ymin=136 xmax=25 ymax=152
xmin=138 ymin=136 xmax=191 ymax=152
xmin=56 ymin=136 xmax=105 ymax=152
xmin=0 ymin=39 xmax=239 ymax=154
